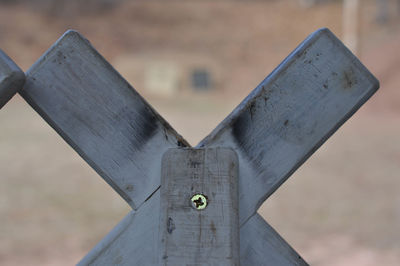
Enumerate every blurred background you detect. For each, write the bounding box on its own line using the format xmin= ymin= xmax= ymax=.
xmin=0 ymin=0 xmax=399 ymax=265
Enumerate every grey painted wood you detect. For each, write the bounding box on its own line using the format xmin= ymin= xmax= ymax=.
xmin=198 ymin=28 xmax=379 ymax=225
xmin=19 ymin=30 xmax=189 ymax=210
xmin=159 ymin=148 xmax=239 ymax=265
xmin=14 ymin=28 xmax=378 ymax=265
xmin=0 ymin=50 xmax=25 ymax=109
xmin=78 ymin=28 xmax=379 ymax=265
xmin=240 ymin=214 xmax=307 ymax=266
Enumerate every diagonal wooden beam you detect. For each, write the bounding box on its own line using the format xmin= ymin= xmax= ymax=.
xmin=0 ymin=50 xmax=25 ymax=109
xmin=19 ymin=30 xmax=190 ymax=210
xmin=240 ymin=213 xmax=307 ymax=266
xmin=197 ymin=28 xmax=379 ymax=225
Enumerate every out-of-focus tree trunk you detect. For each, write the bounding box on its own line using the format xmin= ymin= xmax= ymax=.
xmin=343 ymin=0 xmax=360 ymax=55
xmin=397 ymin=0 xmax=400 ymax=15
xmin=299 ymin=0 xmax=317 ymax=8
xmin=377 ymin=0 xmax=390 ymax=23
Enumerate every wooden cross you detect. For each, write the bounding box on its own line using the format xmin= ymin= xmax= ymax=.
xmin=0 ymin=28 xmax=379 ymax=265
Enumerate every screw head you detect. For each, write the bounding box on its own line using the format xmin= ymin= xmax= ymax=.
xmin=190 ymin=194 xmax=207 ymax=210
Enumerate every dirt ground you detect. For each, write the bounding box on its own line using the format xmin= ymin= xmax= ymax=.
xmin=0 ymin=1 xmax=399 ymax=265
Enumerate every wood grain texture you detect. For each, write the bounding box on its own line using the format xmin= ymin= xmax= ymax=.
xmin=160 ymin=148 xmax=239 ymax=265
xmin=240 ymin=214 xmax=308 ymax=266
xmin=19 ymin=30 xmax=190 ymax=210
xmin=0 ymin=50 xmax=25 ymax=109
xmin=198 ymin=28 xmax=379 ymax=225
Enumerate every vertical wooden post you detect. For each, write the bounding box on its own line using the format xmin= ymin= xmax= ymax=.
xmin=343 ymin=0 xmax=360 ymax=55
xmin=160 ymin=148 xmax=239 ymax=265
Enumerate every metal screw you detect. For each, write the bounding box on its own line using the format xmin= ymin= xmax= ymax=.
xmin=190 ymin=194 xmax=207 ymax=210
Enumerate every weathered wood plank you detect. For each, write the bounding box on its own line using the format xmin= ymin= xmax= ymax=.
xmin=160 ymin=148 xmax=239 ymax=265
xmin=240 ymin=214 xmax=308 ymax=266
xmin=198 ymin=28 xmax=379 ymax=225
xmin=0 ymin=50 xmax=25 ymax=109
xmin=19 ymin=30 xmax=189 ymax=210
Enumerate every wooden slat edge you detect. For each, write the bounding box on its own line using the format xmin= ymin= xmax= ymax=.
xmin=0 ymin=49 xmax=25 ymax=108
